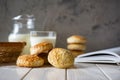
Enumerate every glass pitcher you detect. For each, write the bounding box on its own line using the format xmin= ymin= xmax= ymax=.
xmin=8 ymin=15 xmax=35 ymax=55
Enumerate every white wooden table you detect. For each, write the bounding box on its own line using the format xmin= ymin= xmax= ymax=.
xmin=0 ymin=63 xmax=120 ymax=80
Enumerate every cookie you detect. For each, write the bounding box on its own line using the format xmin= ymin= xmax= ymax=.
xmin=16 ymin=55 xmax=44 ymax=67
xmin=67 ymin=44 xmax=86 ymax=50
xmin=70 ymin=50 xmax=84 ymax=58
xmin=48 ymin=48 xmax=74 ymax=68
xmin=67 ymin=35 xmax=87 ymax=44
xmin=30 ymin=42 xmax=53 ymax=55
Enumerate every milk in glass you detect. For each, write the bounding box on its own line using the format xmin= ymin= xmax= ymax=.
xmin=30 ymin=31 xmax=56 ymax=47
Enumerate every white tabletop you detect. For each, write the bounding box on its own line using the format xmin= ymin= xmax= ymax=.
xmin=0 ymin=63 xmax=120 ymax=80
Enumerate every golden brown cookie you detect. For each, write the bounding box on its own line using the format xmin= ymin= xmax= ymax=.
xmin=67 ymin=35 xmax=87 ymax=44
xmin=67 ymin=44 xmax=86 ymax=50
xmin=30 ymin=42 xmax=53 ymax=55
xmin=48 ymin=48 xmax=74 ymax=68
xmin=70 ymin=50 xmax=84 ymax=58
xmin=16 ymin=55 xmax=44 ymax=67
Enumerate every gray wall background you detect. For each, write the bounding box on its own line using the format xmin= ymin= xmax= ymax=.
xmin=0 ymin=0 xmax=120 ymax=52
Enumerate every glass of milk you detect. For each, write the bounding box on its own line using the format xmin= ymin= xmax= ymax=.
xmin=30 ymin=31 xmax=57 ymax=47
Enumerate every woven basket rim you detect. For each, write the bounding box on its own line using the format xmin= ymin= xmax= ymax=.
xmin=0 ymin=42 xmax=26 ymax=46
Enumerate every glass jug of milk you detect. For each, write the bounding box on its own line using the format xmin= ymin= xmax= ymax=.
xmin=8 ymin=15 xmax=35 ymax=55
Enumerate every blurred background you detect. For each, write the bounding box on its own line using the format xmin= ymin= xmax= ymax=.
xmin=0 ymin=0 xmax=120 ymax=52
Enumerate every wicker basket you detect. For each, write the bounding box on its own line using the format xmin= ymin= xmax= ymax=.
xmin=0 ymin=42 xmax=26 ymax=63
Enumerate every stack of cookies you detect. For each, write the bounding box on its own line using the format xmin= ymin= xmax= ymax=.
xmin=67 ymin=35 xmax=87 ymax=58
xmin=16 ymin=42 xmax=53 ymax=67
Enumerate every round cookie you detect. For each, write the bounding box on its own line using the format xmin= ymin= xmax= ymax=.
xmin=70 ymin=50 xmax=84 ymax=58
xmin=67 ymin=35 xmax=87 ymax=44
xmin=16 ymin=55 xmax=44 ymax=67
xmin=67 ymin=44 xmax=86 ymax=50
xmin=30 ymin=42 xmax=53 ymax=55
xmin=48 ymin=48 xmax=74 ymax=68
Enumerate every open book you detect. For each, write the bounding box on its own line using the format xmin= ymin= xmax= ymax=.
xmin=75 ymin=47 xmax=120 ymax=64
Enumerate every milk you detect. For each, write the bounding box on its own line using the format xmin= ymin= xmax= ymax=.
xmin=8 ymin=34 xmax=30 ymax=54
xmin=30 ymin=36 xmax=56 ymax=47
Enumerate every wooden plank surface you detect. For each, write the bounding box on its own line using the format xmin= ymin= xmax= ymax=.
xmin=0 ymin=63 xmax=31 ymax=80
xmin=67 ymin=63 xmax=109 ymax=80
xmin=23 ymin=66 xmax=65 ymax=80
xmin=0 ymin=63 xmax=120 ymax=80
xmin=96 ymin=64 xmax=120 ymax=80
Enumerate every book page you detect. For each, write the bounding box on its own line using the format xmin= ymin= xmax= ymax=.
xmin=99 ymin=47 xmax=120 ymax=55
xmin=75 ymin=47 xmax=120 ymax=63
